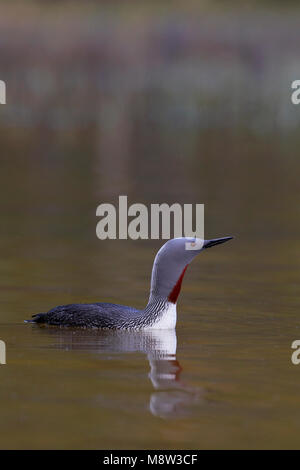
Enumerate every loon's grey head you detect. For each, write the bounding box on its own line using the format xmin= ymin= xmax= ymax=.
xmin=149 ymin=236 xmax=233 ymax=304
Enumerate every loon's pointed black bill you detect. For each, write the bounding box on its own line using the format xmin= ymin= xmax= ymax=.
xmin=203 ymin=236 xmax=233 ymax=249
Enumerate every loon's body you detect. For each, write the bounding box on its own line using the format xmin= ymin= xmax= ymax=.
xmin=26 ymin=236 xmax=232 ymax=329
xmin=30 ymin=300 xmax=176 ymax=330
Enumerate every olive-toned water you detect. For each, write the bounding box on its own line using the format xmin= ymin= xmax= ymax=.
xmin=1 ymin=4 xmax=300 ymax=449
xmin=0 ymin=129 xmax=300 ymax=449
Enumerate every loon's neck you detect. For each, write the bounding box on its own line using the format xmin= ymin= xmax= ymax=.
xmin=148 ymin=248 xmax=189 ymax=305
xmin=140 ymin=243 xmax=190 ymax=330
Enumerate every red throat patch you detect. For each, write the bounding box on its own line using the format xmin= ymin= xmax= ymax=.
xmin=168 ymin=265 xmax=189 ymax=304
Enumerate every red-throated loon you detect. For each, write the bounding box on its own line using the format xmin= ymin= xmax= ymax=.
xmin=25 ymin=236 xmax=233 ymax=329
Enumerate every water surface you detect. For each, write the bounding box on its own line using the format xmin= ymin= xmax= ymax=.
xmin=1 ymin=5 xmax=300 ymax=448
xmin=0 ymin=228 xmax=299 ymax=449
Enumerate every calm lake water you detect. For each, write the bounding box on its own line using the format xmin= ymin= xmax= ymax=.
xmin=0 ymin=128 xmax=300 ymax=449
xmin=0 ymin=5 xmax=300 ymax=448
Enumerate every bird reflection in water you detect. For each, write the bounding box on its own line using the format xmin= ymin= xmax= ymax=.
xmin=146 ymin=330 xmax=202 ymax=418
xmin=33 ymin=327 xmax=203 ymax=418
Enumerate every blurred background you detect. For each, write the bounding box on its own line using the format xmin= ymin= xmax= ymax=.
xmin=1 ymin=0 xmax=300 ymax=450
